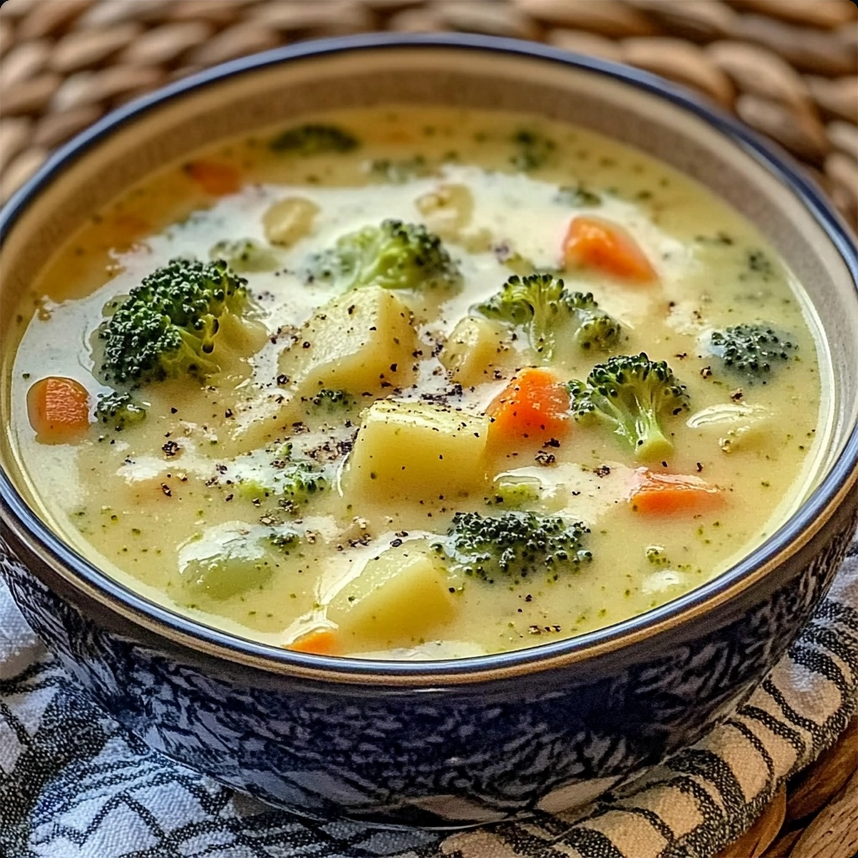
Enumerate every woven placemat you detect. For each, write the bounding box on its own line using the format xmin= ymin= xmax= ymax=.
xmin=0 ymin=0 xmax=856 ymax=228
xmin=0 ymin=2 xmax=856 ymax=857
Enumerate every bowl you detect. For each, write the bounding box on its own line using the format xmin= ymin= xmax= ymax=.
xmin=2 ymin=34 xmax=858 ymax=828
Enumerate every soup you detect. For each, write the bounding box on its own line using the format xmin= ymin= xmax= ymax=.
xmin=5 ymin=107 xmax=828 ymax=659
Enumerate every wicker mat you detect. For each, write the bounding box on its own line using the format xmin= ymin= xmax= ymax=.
xmin=0 ymin=2 xmax=856 ymax=857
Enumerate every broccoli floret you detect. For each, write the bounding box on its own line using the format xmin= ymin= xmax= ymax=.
xmin=440 ymin=510 xmax=591 ymax=585
xmin=279 ymin=461 xmax=327 ymax=507
xmin=742 ymin=249 xmax=775 ymax=281
xmin=305 ymin=219 xmax=462 ymax=292
xmin=268 ymin=530 xmax=300 ymax=554
xmin=510 ymin=129 xmax=556 ymax=171
xmin=209 ymin=238 xmax=279 ymax=273
xmin=645 ymin=546 xmax=671 ymax=566
xmin=367 ymin=156 xmax=433 ymax=183
xmin=238 ymin=460 xmax=327 ymax=510
xmin=474 ymin=273 xmax=621 ymax=361
xmin=304 ymin=389 xmax=352 ymax=410
xmin=709 ymin=324 xmax=797 ymax=382
xmin=567 ymin=353 xmax=689 ymax=461
xmin=98 ymin=258 xmax=253 ymax=385
xmin=564 ymin=292 xmax=623 ymax=352
xmin=95 ymin=391 xmax=147 ymax=431
xmin=554 ymin=185 xmax=602 ymax=208
xmin=270 ymin=124 xmax=359 ymax=155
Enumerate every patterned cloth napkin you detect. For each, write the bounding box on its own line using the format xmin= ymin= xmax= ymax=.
xmin=2 ymin=535 xmax=857 ymax=858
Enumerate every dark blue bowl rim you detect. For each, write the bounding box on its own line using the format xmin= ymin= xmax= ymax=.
xmin=1 ymin=32 xmax=857 ymax=681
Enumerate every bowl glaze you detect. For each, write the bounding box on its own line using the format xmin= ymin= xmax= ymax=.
xmin=2 ymin=34 xmax=858 ymax=827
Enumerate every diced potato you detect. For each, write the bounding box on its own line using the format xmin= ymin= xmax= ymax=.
xmin=280 ymin=286 xmax=419 ymax=397
xmin=439 ymin=316 xmax=510 ymax=385
xmin=416 ymin=183 xmax=474 ymax=238
xmin=718 ymin=421 xmax=774 ymax=454
xmin=327 ymin=541 xmax=457 ymax=645
xmin=347 ymin=399 xmax=490 ymax=501
xmin=415 ymin=184 xmax=492 ymax=252
xmin=686 ymin=403 xmax=773 ymax=453
xmin=263 ymin=196 xmax=319 ymax=246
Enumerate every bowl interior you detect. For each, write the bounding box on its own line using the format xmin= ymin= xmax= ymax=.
xmin=2 ymin=38 xmax=857 ymax=673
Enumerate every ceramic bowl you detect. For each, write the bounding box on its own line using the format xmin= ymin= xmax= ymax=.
xmin=2 ymin=34 xmax=857 ymax=827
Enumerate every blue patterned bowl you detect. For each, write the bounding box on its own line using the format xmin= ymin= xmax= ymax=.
xmin=2 ymin=35 xmax=858 ymax=827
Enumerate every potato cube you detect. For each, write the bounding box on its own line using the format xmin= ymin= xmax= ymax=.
xmin=280 ymin=286 xmax=419 ymax=397
xmin=686 ymin=403 xmax=773 ymax=453
xmin=327 ymin=541 xmax=456 ymax=645
xmin=415 ymin=183 xmax=474 ymax=239
xmin=347 ymin=399 xmax=490 ymax=501
xmin=440 ymin=316 xmax=509 ymax=385
xmin=263 ymin=196 xmax=319 ymax=246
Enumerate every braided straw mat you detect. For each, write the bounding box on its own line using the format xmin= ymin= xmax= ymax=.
xmin=0 ymin=2 xmax=856 ymax=857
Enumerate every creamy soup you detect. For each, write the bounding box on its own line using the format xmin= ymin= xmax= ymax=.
xmin=5 ymin=107 xmax=829 ymax=659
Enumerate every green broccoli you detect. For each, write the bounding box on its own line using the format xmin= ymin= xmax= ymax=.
xmin=305 ymin=219 xmax=462 ymax=292
xmin=741 ymin=249 xmax=775 ymax=281
xmin=510 ymin=129 xmax=556 ymax=171
xmin=95 ymin=391 xmax=147 ymax=431
xmin=303 ymin=388 xmax=352 ymax=411
xmin=645 ymin=546 xmax=671 ymax=567
xmin=209 ymin=238 xmax=279 ymax=273
xmin=98 ymin=258 xmax=255 ymax=385
xmin=567 ymin=353 xmax=689 ymax=461
xmin=439 ymin=510 xmax=592 ymax=585
xmin=474 ymin=273 xmax=621 ymax=361
xmin=554 ymin=185 xmax=602 ymax=208
xmin=279 ymin=461 xmax=327 ymax=504
xmin=237 ymin=460 xmax=327 ymax=510
xmin=270 ymin=124 xmax=359 ymax=155
xmin=268 ymin=529 xmax=301 ymax=554
xmin=367 ymin=155 xmax=433 ymax=183
xmin=708 ymin=324 xmax=797 ymax=383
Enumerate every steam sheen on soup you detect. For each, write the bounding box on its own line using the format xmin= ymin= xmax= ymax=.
xmin=6 ymin=108 xmax=828 ymax=659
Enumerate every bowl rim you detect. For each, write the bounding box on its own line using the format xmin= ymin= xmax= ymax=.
xmin=2 ymin=31 xmax=857 ymax=684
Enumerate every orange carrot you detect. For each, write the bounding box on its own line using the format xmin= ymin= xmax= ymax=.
xmin=629 ymin=469 xmax=723 ymax=515
xmin=488 ymin=368 xmax=571 ymax=443
xmin=563 ymin=215 xmax=658 ymax=283
xmin=27 ymin=376 xmax=91 ymax=443
xmin=286 ymin=628 xmax=339 ymax=655
xmin=185 ymin=160 xmax=241 ymax=196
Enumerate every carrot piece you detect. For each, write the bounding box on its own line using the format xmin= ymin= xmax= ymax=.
xmin=27 ymin=376 xmax=91 ymax=443
xmin=629 ymin=469 xmax=723 ymax=515
xmin=185 ymin=160 xmax=241 ymax=196
xmin=563 ymin=215 xmax=658 ymax=283
xmin=488 ymin=368 xmax=571 ymax=443
xmin=286 ymin=628 xmax=339 ymax=655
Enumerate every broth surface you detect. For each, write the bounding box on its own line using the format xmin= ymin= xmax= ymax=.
xmin=6 ymin=107 xmax=828 ymax=658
